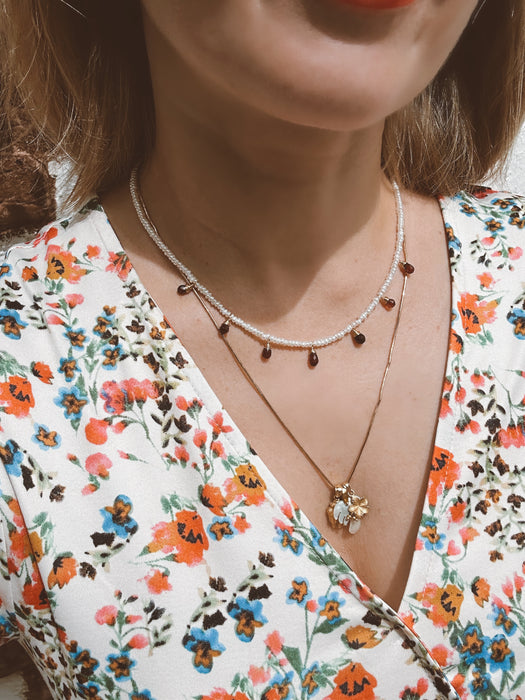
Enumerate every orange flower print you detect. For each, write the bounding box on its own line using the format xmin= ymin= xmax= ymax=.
xmin=48 ymin=556 xmax=78 ymax=589
xmin=497 ymin=423 xmax=525 ymax=448
xmin=148 ymin=510 xmax=209 ymax=566
xmin=327 ymin=662 xmax=377 ymax=700
xmin=225 ymin=463 xmax=267 ymax=506
xmin=416 ymin=583 xmax=464 ymax=628
xmin=201 ymin=691 xmax=250 ymax=700
xmin=9 ymin=530 xmax=31 ymax=561
xmin=28 ymin=531 xmax=44 ymax=564
xmin=21 ymin=265 xmax=38 ymax=281
xmin=22 ymin=570 xmax=49 ymax=610
xmin=450 ymin=330 xmax=463 ymax=354
xmin=477 ymin=272 xmax=495 ymax=289
xmin=0 ymin=376 xmax=35 ymax=417
xmin=430 ymin=644 xmax=452 ymax=667
xmin=200 ymin=483 xmax=228 ymax=515
xmin=457 ymin=292 xmax=497 ymax=334
xmin=45 ymin=244 xmax=86 ymax=283
xmin=31 ymin=361 xmax=53 ymax=384
xmin=344 ymin=625 xmax=381 ymax=649
xmin=106 ymin=251 xmax=132 ymax=281
xmin=208 ymin=411 xmax=233 ymax=435
xmin=85 ymin=417 xmax=110 ymax=445
xmin=471 ymin=577 xmax=491 ymax=607
xmin=449 ymin=500 xmax=466 ymax=523
xmin=428 ymin=447 xmax=460 ymax=507
xmin=144 ymin=569 xmax=172 ymax=595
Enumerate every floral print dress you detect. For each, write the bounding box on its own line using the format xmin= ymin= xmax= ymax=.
xmin=0 ymin=188 xmax=524 ymax=700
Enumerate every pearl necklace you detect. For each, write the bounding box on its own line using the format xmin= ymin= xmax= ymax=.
xmin=129 ymin=167 xmax=413 ymax=366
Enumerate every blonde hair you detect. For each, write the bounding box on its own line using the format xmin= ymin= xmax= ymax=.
xmin=1 ymin=0 xmax=525 ymax=206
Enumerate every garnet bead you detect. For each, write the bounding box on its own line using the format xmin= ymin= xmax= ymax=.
xmin=381 ymin=296 xmax=396 ymax=310
xmin=177 ymin=283 xmax=194 ymax=295
xmin=308 ymin=350 xmax=319 ymax=367
xmin=219 ymin=320 xmax=230 ymax=335
xmin=399 ymin=261 xmax=415 ymax=275
xmin=351 ymin=329 xmax=366 ymax=345
xmin=262 ymin=344 xmax=272 ymax=360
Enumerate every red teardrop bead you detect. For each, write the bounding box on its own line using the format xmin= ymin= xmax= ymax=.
xmin=381 ymin=296 xmax=396 ymax=310
xmin=177 ymin=283 xmax=194 ymax=295
xmin=308 ymin=350 xmax=319 ymax=367
xmin=399 ymin=261 xmax=415 ymax=275
xmin=262 ymin=344 xmax=272 ymax=360
xmin=351 ymin=330 xmax=366 ymax=345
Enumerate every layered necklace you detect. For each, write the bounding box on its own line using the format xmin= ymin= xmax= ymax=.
xmin=129 ymin=167 xmax=414 ymax=533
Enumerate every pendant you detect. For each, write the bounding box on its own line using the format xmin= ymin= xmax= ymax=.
xmin=326 ymin=482 xmax=369 ymax=534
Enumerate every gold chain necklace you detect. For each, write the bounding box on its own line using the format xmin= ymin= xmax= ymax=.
xmin=130 ymin=174 xmax=414 ymax=533
xmin=192 ymin=254 xmax=410 ymax=533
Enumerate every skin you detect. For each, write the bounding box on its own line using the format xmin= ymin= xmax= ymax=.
xmin=102 ymin=0 xmax=479 ymax=610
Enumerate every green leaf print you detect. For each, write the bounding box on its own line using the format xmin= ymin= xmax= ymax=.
xmin=282 ymin=645 xmax=303 ymax=676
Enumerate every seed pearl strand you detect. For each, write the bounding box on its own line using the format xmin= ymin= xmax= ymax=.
xmin=130 ymin=168 xmax=413 ymax=366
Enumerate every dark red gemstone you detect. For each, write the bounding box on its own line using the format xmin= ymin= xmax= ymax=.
xmin=381 ymin=296 xmax=396 ymax=310
xmin=308 ymin=350 xmax=319 ymax=367
xmin=219 ymin=321 xmax=230 ymax=335
xmin=177 ymin=283 xmax=194 ymax=295
xmin=262 ymin=345 xmax=272 ymax=360
xmin=352 ymin=330 xmax=366 ymax=345
xmin=399 ymin=261 xmax=415 ymax=275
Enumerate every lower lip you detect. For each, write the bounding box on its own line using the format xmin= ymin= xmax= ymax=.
xmin=329 ymin=0 xmax=416 ymax=8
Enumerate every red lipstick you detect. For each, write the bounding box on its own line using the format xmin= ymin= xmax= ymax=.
xmin=330 ymin=0 xmax=416 ymax=8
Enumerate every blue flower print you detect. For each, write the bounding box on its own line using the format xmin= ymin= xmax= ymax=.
xmin=58 ymin=356 xmax=79 ymax=382
xmin=0 ymin=614 xmax=16 ymax=638
xmin=274 ymin=526 xmax=303 ymax=556
xmin=68 ymin=643 xmax=100 ymax=677
xmin=301 ymin=662 xmax=322 ymax=697
xmin=490 ymin=604 xmax=517 ymax=636
xmin=106 ymin=652 xmax=136 ymax=682
xmin=286 ymin=578 xmax=312 ymax=608
xmin=421 ymin=519 xmax=446 ymax=551
xmin=63 ymin=326 xmax=87 ymax=350
xmin=0 ymin=309 xmax=27 ymax=339
xmin=0 ymin=263 xmax=12 ymax=278
xmin=31 ymin=424 xmax=61 ymax=451
xmin=183 ymin=627 xmax=225 ymax=674
xmin=54 ymin=385 xmax=88 ymax=420
xmin=265 ymin=671 xmax=294 ymax=700
xmin=457 ymin=623 xmax=490 ymax=666
xmin=208 ymin=516 xmax=236 ymax=541
xmin=100 ymin=495 xmax=138 ymax=539
xmin=101 ymin=343 xmax=123 ymax=370
xmin=227 ymin=596 xmax=268 ymax=642
xmin=131 ymin=692 xmax=155 ymax=700
xmin=318 ymin=591 xmax=346 ymax=625
xmin=486 ymin=634 xmax=515 ymax=673
xmin=0 ymin=439 xmax=23 ymax=477
xmin=469 ymin=671 xmax=490 ymax=695
xmin=93 ymin=307 xmax=115 ymax=338
xmin=309 ymin=525 xmax=328 ymax=555
xmin=507 ymin=307 xmax=525 ymax=339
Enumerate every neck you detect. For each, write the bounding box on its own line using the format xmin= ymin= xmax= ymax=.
xmin=138 ymin=20 xmax=395 ymax=308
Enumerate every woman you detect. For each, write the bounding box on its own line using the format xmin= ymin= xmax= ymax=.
xmin=0 ymin=1 xmax=525 ymax=698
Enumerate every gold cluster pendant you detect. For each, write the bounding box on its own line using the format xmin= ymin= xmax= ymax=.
xmin=327 ymin=483 xmax=370 ymax=534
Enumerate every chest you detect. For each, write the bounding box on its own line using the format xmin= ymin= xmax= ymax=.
xmin=149 ymin=252 xmax=452 ymax=611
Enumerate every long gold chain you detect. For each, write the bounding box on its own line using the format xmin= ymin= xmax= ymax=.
xmin=191 ymin=243 xmax=411 ymax=534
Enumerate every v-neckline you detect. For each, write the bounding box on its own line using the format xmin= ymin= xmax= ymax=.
xmin=91 ymin=193 xmax=458 ymax=622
